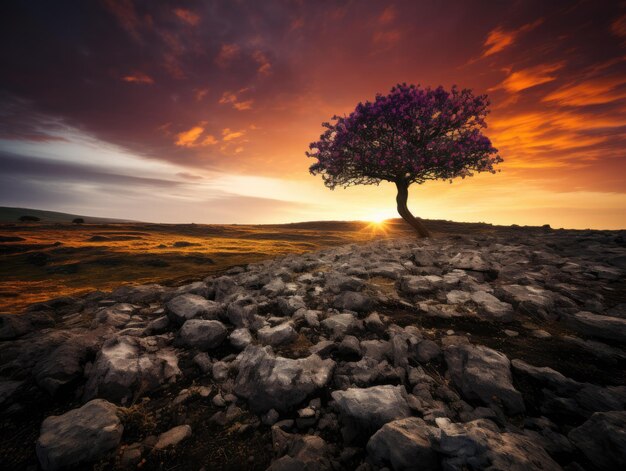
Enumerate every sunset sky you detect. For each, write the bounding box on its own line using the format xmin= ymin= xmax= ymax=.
xmin=1 ymin=0 xmax=625 ymax=229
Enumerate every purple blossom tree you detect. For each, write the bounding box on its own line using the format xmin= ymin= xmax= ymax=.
xmin=307 ymin=84 xmax=503 ymax=237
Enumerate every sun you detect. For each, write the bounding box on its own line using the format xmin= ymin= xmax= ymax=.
xmin=368 ymin=213 xmax=388 ymax=224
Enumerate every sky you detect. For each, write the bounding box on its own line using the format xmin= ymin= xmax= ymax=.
xmin=0 ymin=0 xmax=625 ymax=229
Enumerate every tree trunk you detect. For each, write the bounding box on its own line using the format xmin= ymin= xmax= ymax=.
xmin=395 ymin=180 xmax=431 ymax=238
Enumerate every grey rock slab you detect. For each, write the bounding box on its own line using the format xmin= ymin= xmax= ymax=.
xmin=470 ymin=291 xmax=514 ymax=322
xmin=400 ymin=275 xmax=444 ymax=295
xmin=446 ymin=290 xmax=472 ymax=304
xmin=565 ymin=311 xmax=626 ymax=343
xmin=110 ymin=284 xmax=164 ymax=304
xmin=331 ymin=385 xmax=411 ymax=435
xmin=437 ymin=417 xmax=560 ymax=471
xmin=36 ymin=399 xmax=123 ymax=471
xmin=84 ymin=335 xmax=180 ymax=405
xmin=321 ymin=312 xmax=360 ymax=338
xmin=415 ymin=339 xmax=441 ymax=364
xmin=366 ymin=417 xmax=441 ymax=471
xmin=178 ymin=319 xmax=227 ymax=350
xmin=333 ymin=291 xmax=373 ymax=312
xmin=166 ymin=293 xmax=221 ymax=325
xmin=153 ymin=425 xmax=192 ymax=451
xmin=568 ymin=411 xmax=626 ymax=471
xmin=511 ymin=359 xmax=582 ymax=396
xmin=257 ymin=323 xmax=298 ymax=346
xmin=445 ymin=343 xmax=525 ymax=415
xmin=229 ymin=327 xmax=253 ymax=350
xmin=496 ymin=284 xmax=556 ymax=320
xmin=33 ymin=331 xmax=103 ymax=396
xmin=262 ymin=278 xmax=286 ymax=297
xmin=235 ymin=345 xmax=334 ymax=413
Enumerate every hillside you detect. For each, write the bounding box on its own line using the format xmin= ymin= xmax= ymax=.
xmin=0 ymin=206 xmax=136 ymax=224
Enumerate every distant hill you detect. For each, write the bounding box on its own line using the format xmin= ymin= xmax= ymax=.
xmin=0 ymin=207 xmax=136 ymax=224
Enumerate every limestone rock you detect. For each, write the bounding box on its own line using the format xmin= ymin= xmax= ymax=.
xmin=565 ymin=311 xmax=626 ymax=343
xmin=257 ymin=323 xmax=298 ymax=346
xmin=366 ymin=417 xmax=440 ymax=471
xmin=36 ymin=399 xmax=123 ymax=471
xmin=568 ymin=411 xmax=626 ymax=470
xmin=153 ymin=425 xmax=192 ymax=451
xmin=331 ymin=385 xmax=411 ymax=437
xmin=166 ymin=293 xmax=221 ymax=325
xmin=235 ymin=345 xmax=334 ymax=413
xmin=178 ymin=319 xmax=227 ymax=350
xmin=84 ymin=335 xmax=180 ymax=404
xmin=444 ymin=343 xmax=524 ymax=415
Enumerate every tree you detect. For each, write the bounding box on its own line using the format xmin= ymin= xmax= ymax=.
xmin=307 ymin=84 xmax=502 ymax=237
xmin=72 ymin=218 xmax=85 ymax=224
xmin=19 ymin=215 xmax=41 ymax=222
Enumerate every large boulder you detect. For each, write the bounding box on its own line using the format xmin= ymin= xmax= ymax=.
xmin=568 ymin=411 xmax=626 ymax=470
xmin=257 ymin=323 xmax=298 ymax=346
xmin=235 ymin=345 xmax=335 ymax=413
xmin=400 ymin=275 xmax=444 ymax=295
xmin=267 ymin=433 xmax=332 ymax=471
xmin=511 ymin=359 xmax=582 ymax=396
xmin=565 ymin=311 xmax=626 ymax=343
xmin=496 ymin=284 xmax=556 ymax=320
xmin=178 ymin=319 xmax=227 ymax=350
xmin=367 ymin=417 xmax=441 ymax=471
xmin=333 ymin=291 xmax=373 ymax=312
xmin=444 ymin=343 xmax=525 ymax=415
xmin=166 ymin=293 xmax=221 ymax=325
xmin=437 ymin=418 xmax=560 ymax=471
xmin=321 ymin=312 xmax=360 ymax=338
xmin=84 ymin=335 xmax=181 ymax=405
xmin=33 ymin=331 xmax=104 ymax=395
xmin=470 ymin=291 xmax=514 ymax=322
xmin=331 ymin=385 xmax=411 ymax=438
xmin=36 ymin=399 xmax=123 ymax=471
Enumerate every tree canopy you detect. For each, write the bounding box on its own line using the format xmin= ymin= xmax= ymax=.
xmin=307 ymin=83 xmax=502 ymax=190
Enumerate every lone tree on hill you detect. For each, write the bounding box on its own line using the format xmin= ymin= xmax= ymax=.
xmin=307 ymin=84 xmax=502 ymax=237
xmin=72 ymin=218 xmax=85 ymax=224
xmin=19 ymin=215 xmax=41 ymax=222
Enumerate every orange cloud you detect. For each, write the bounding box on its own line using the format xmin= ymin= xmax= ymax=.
xmin=194 ymin=88 xmax=209 ymax=101
xmin=372 ymin=30 xmax=401 ymax=46
xmin=379 ymin=6 xmax=396 ymax=24
xmin=612 ymin=14 xmax=626 ymax=42
xmin=174 ymin=8 xmax=200 ymax=26
xmin=201 ymin=134 xmax=218 ymax=146
xmin=493 ymin=62 xmax=564 ymax=93
xmin=219 ymin=89 xmax=253 ymax=110
xmin=482 ymin=19 xmax=543 ymax=57
xmin=222 ymin=128 xmax=245 ymax=141
xmin=175 ymin=123 xmax=218 ymax=148
xmin=102 ymin=0 xmax=141 ymax=40
xmin=215 ymin=43 xmax=240 ymax=67
xmin=252 ymin=51 xmax=272 ymax=75
xmin=489 ymin=108 xmax=625 ymax=169
xmin=121 ymin=72 xmax=154 ymax=84
xmin=543 ymin=77 xmax=626 ymax=106
xmin=252 ymin=50 xmax=272 ymax=76
xmin=175 ymin=125 xmax=204 ymax=147
xmin=234 ymin=100 xmax=254 ymax=111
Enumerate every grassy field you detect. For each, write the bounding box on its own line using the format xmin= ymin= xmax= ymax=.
xmin=0 ymin=218 xmax=514 ymax=314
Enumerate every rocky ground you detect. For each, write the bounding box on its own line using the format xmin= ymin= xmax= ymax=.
xmin=1 ymin=226 xmax=625 ymax=470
